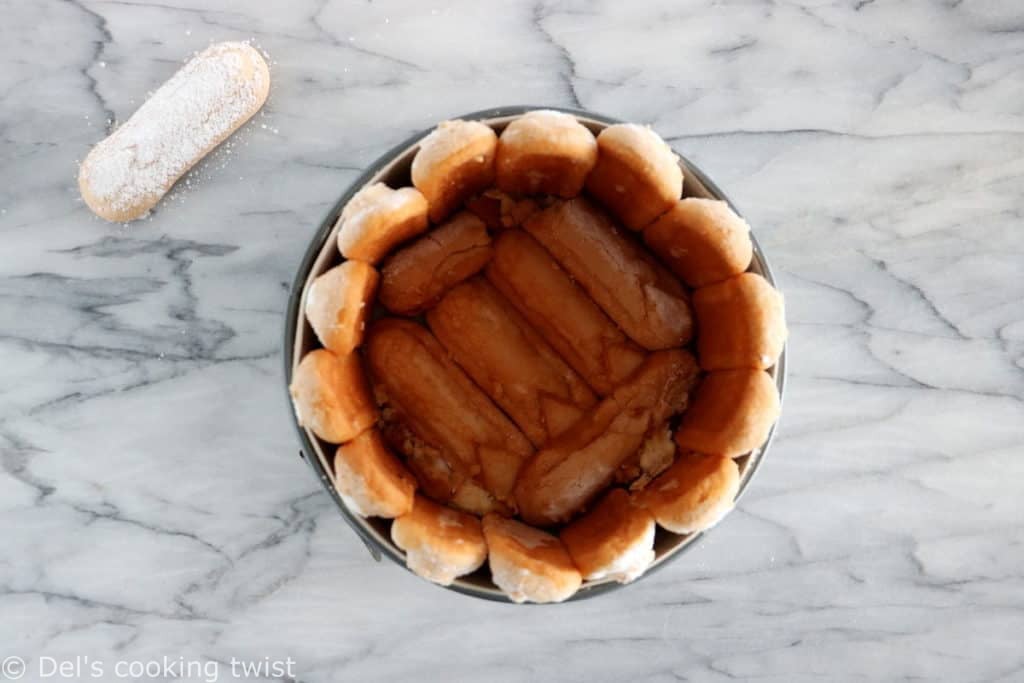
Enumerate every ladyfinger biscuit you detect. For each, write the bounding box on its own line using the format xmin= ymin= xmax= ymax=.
xmin=365 ymin=319 xmax=533 ymax=503
xmin=515 ymin=349 xmax=700 ymax=526
xmin=379 ymin=419 xmax=502 ymax=516
xmin=693 ymin=273 xmax=787 ymax=371
xmin=560 ymin=489 xmax=655 ymax=583
xmin=289 ymin=349 xmax=376 ymax=444
xmin=584 ymin=123 xmax=682 ymax=230
xmin=675 ymin=369 xmax=780 ymax=458
xmin=486 ymin=230 xmax=645 ymax=396
xmin=79 ymin=42 xmax=269 ymax=222
xmin=305 ymin=260 xmax=378 ymax=355
xmin=482 ymin=514 xmax=582 ymax=604
xmin=412 ymin=120 xmax=497 ymax=222
xmin=643 ymin=198 xmax=753 ymax=287
xmin=639 ymin=453 xmax=739 ymax=534
xmin=335 ymin=183 xmax=429 ymax=264
xmin=379 ymin=419 xmax=460 ymax=501
xmin=391 ymin=496 xmax=488 ymax=586
xmin=379 ymin=212 xmax=492 ymax=315
xmin=428 ymin=278 xmax=598 ymax=447
xmin=333 ymin=429 xmax=415 ymax=518
xmin=524 ymin=198 xmax=693 ymax=350
xmin=495 ymin=110 xmax=598 ymax=197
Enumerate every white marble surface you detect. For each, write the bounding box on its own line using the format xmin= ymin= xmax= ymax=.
xmin=2 ymin=0 xmax=1022 ymax=680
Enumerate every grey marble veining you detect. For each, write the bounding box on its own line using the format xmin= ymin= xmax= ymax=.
xmin=1 ymin=0 xmax=1022 ymax=681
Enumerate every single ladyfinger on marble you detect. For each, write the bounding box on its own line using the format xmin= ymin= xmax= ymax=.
xmin=289 ymin=349 xmax=376 ymax=444
xmin=391 ymin=496 xmax=488 ymax=586
xmin=524 ymin=197 xmax=693 ymax=350
xmin=514 ymin=349 xmax=700 ymax=527
xmin=379 ymin=212 xmax=492 ymax=315
xmin=305 ymin=260 xmax=378 ymax=356
xmin=495 ymin=110 xmax=598 ymax=197
xmin=560 ymin=488 xmax=656 ymax=584
xmin=333 ymin=429 xmax=415 ymax=519
xmin=693 ymin=273 xmax=787 ymax=371
xmin=643 ymin=198 xmax=753 ymax=288
xmin=427 ymin=277 xmax=597 ymax=447
xmin=335 ymin=183 xmax=429 ymax=264
xmin=365 ymin=318 xmax=533 ymax=504
xmin=482 ymin=514 xmax=582 ymax=604
xmin=675 ymin=369 xmax=780 ymax=458
xmin=412 ymin=120 xmax=498 ymax=223
xmin=584 ymin=123 xmax=683 ymax=230
xmin=639 ymin=453 xmax=739 ymax=535
xmin=79 ymin=42 xmax=270 ymax=222
xmin=486 ymin=230 xmax=645 ymax=396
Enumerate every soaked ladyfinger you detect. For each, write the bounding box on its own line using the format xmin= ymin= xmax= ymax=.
xmin=428 ymin=277 xmax=597 ymax=446
xmin=524 ymin=198 xmax=693 ymax=350
xmin=515 ymin=349 xmax=699 ymax=526
xmin=379 ymin=212 xmax=492 ymax=315
xmin=365 ymin=318 xmax=533 ymax=504
xmin=486 ymin=230 xmax=645 ymax=396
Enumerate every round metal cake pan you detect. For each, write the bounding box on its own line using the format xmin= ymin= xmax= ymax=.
xmin=283 ymin=105 xmax=787 ymax=603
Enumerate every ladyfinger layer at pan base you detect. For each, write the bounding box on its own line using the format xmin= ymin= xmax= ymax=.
xmin=78 ymin=41 xmax=270 ymax=222
xmin=289 ymin=109 xmax=787 ymax=603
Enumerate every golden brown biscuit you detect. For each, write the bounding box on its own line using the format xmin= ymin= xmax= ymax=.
xmin=289 ymin=349 xmax=376 ymax=443
xmin=304 ymin=260 xmax=378 ymax=355
xmin=560 ymin=489 xmax=655 ymax=583
xmin=584 ymin=123 xmax=682 ymax=230
xmin=378 ymin=212 xmax=492 ymax=315
xmin=482 ymin=514 xmax=582 ymax=603
xmin=515 ymin=349 xmax=700 ymax=526
xmin=333 ymin=429 xmax=415 ymax=518
xmin=495 ymin=110 xmax=598 ymax=197
xmin=639 ymin=453 xmax=739 ymax=534
xmin=675 ymin=369 xmax=780 ymax=458
xmin=379 ymin=419 xmax=459 ymax=500
xmin=693 ymin=273 xmax=787 ymax=371
xmin=524 ymin=198 xmax=693 ymax=350
xmin=643 ymin=198 xmax=753 ymax=287
xmin=79 ymin=42 xmax=270 ymax=222
xmin=391 ymin=496 xmax=488 ymax=586
xmin=335 ymin=183 xmax=429 ymax=264
xmin=380 ymin=416 xmax=512 ymax=515
xmin=412 ymin=120 xmax=497 ymax=222
xmin=486 ymin=230 xmax=645 ymax=396
xmin=365 ymin=318 xmax=533 ymax=504
xmin=379 ymin=419 xmax=504 ymax=516
xmin=428 ymin=277 xmax=597 ymax=447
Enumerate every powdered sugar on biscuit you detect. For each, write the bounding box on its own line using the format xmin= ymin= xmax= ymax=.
xmin=79 ymin=42 xmax=268 ymax=220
